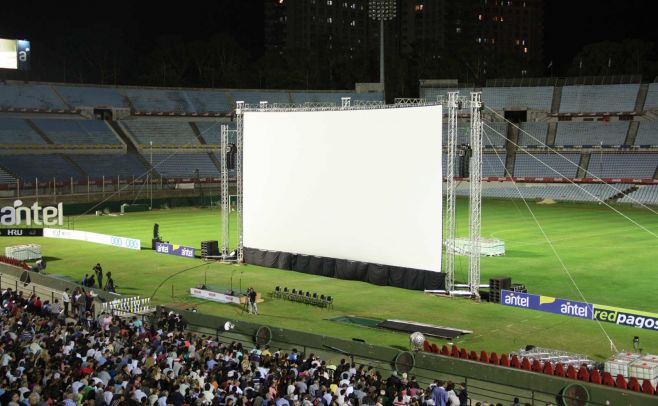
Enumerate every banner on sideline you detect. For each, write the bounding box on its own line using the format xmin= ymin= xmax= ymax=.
xmin=501 ymin=290 xmax=593 ymax=319
xmin=190 ymin=288 xmax=241 ymax=304
xmin=43 ymin=228 xmax=141 ymax=250
xmin=501 ymin=290 xmax=658 ymax=331
xmin=155 ymin=242 xmax=195 ymax=259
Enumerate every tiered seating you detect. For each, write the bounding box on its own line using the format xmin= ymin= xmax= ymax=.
xmin=559 ymin=85 xmax=640 ymax=113
xmin=421 ymin=88 xmax=474 ymax=101
xmin=634 ymin=121 xmax=658 ymax=146
xmin=644 ymin=83 xmax=658 ymax=111
xmin=483 ymin=153 xmax=506 ymax=176
xmin=55 ymin=85 xmax=129 ymax=107
xmin=482 ymin=86 xmax=554 ymax=111
xmin=586 ymin=154 xmax=658 ymax=178
xmin=32 ymin=119 xmax=120 ymax=145
xmin=122 ymin=120 xmax=200 ymax=145
xmin=482 ymin=122 xmax=507 ymax=146
xmin=67 ymin=153 xmax=147 ymax=178
xmin=0 ymin=167 xmax=16 ymax=183
xmin=514 ymin=153 xmax=581 ymax=178
xmin=194 ymin=121 xmax=236 ymax=144
xmin=150 ymin=153 xmax=218 ymax=178
xmin=0 ymin=83 xmax=68 ymax=110
xmin=0 ymin=154 xmax=82 ymax=180
xmin=441 ymin=121 xmax=471 ymax=145
xmin=619 ymin=185 xmax=658 ymax=205
xmin=0 ymin=118 xmax=47 ymax=145
xmin=554 ymin=121 xmax=629 ymax=146
xmin=121 ymin=88 xmax=196 ymax=113
xmin=518 ymin=122 xmax=548 ymax=146
xmin=182 ymin=89 xmax=233 ymax=112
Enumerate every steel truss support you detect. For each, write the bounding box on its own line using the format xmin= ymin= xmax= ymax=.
xmin=468 ymin=92 xmax=483 ymax=299
xmin=444 ymin=92 xmax=459 ymax=292
xmin=236 ymin=101 xmax=245 ymax=263
xmin=220 ymin=124 xmax=230 ymax=258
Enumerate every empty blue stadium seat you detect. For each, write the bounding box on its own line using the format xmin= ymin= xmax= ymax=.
xmin=482 ymin=86 xmax=554 ymax=111
xmin=0 ymin=166 xmax=16 ymax=183
xmin=559 ymin=85 xmax=639 ymax=113
xmin=67 ymin=153 xmax=147 ymax=178
xmin=586 ymin=154 xmax=658 ymax=178
xmin=32 ymin=119 xmax=120 ymax=145
xmin=619 ymin=185 xmax=658 ymax=205
xmin=554 ymin=121 xmax=629 ymax=146
xmin=518 ymin=122 xmax=548 ymax=146
xmin=122 ymin=120 xmax=200 ymax=145
xmin=1 ymin=154 xmax=83 ymax=180
xmin=0 ymin=83 xmax=68 ymax=110
xmin=635 ymin=121 xmax=658 ymax=146
xmin=644 ymin=84 xmax=658 ymax=111
xmin=0 ymin=118 xmax=47 ymax=144
xmin=55 ymin=85 xmax=129 ymax=107
xmin=514 ymin=153 xmax=581 ymax=178
xmin=150 ymin=153 xmax=219 ymax=178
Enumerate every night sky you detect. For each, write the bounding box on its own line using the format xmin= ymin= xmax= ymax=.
xmin=1 ymin=0 xmax=656 ymax=78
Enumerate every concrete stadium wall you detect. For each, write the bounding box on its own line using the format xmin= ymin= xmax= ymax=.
xmin=0 ymin=262 xmax=655 ymax=406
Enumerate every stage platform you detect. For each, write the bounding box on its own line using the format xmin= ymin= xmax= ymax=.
xmin=329 ymin=316 xmax=471 ymax=339
xmin=190 ymin=285 xmax=263 ymax=305
xmin=378 ymin=319 xmax=472 ymax=339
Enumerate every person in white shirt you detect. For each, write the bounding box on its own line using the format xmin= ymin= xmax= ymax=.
xmin=62 ymin=288 xmax=71 ymax=317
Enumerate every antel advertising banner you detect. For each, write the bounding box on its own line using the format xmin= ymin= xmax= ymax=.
xmin=43 ymin=228 xmax=141 ymax=250
xmin=154 ymin=242 xmax=195 ymax=259
xmin=501 ymin=290 xmax=658 ymax=332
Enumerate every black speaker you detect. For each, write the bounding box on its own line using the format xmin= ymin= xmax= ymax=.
xmin=153 ymin=223 xmax=160 ymax=240
xmin=201 ymin=240 xmax=219 ymax=258
xmin=489 ymin=277 xmax=512 ymax=303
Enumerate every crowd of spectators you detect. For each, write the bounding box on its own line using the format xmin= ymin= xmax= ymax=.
xmin=1 ymin=285 xmax=533 ymax=406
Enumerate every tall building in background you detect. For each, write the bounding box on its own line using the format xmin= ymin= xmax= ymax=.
xmin=264 ymin=0 xmax=544 ymax=86
xmin=474 ymin=0 xmax=544 ymax=70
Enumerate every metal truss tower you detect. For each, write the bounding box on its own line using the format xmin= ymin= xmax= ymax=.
xmin=444 ymin=92 xmax=459 ymax=292
xmin=220 ymin=124 xmax=230 ymax=258
xmin=468 ymin=92 xmax=483 ymax=298
xmin=235 ymin=101 xmax=245 ymax=263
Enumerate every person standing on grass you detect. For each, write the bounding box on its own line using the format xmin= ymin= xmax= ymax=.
xmin=105 ymin=272 xmax=115 ymax=293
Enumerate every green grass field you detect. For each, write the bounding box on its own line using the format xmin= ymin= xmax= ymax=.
xmin=2 ymin=197 xmax=658 ymax=360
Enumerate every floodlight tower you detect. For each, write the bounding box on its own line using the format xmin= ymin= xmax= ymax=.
xmin=368 ymin=0 xmax=397 ymax=101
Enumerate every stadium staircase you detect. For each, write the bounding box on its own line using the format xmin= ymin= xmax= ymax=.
xmin=576 ymin=154 xmax=590 ymax=178
xmin=107 ymin=120 xmax=159 ymax=177
xmin=550 ymin=86 xmax=562 ymax=114
xmin=189 ymin=121 xmax=223 ymax=172
xmin=49 ymin=85 xmax=74 ymax=110
xmin=504 ymin=123 xmax=517 ymax=176
xmin=26 ymin=119 xmax=55 ymax=144
xmin=625 ymin=121 xmax=640 ymax=145
xmin=60 ymin=154 xmax=87 ymax=177
xmin=635 ymin=83 xmax=649 ymax=112
xmin=546 ymin=122 xmax=558 ymax=145
xmin=609 ymin=185 xmax=639 ymax=202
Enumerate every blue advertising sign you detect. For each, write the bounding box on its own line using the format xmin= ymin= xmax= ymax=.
xmin=500 ymin=290 xmax=593 ymax=320
xmin=155 ymin=242 xmax=195 ymax=259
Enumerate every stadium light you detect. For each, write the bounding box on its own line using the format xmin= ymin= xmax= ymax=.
xmin=368 ymin=0 xmax=397 ymax=99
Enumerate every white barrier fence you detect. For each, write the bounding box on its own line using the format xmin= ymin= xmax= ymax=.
xmin=43 ymin=228 xmax=141 ymax=250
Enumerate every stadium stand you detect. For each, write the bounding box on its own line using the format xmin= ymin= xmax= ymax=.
xmin=229 ymin=90 xmax=291 ymax=105
xmin=483 ymin=153 xmax=507 ymax=176
xmin=454 ymin=182 xmax=631 ymax=202
xmin=619 ymin=185 xmax=658 ymax=205
xmin=482 ymin=86 xmax=554 ymax=111
xmin=586 ymin=153 xmax=658 ymax=178
xmin=0 ymin=167 xmax=16 ymax=183
xmin=514 ymin=153 xmax=581 ymax=178
xmin=194 ymin=121 xmax=236 ymax=144
xmin=121 ymin=88 xmax=199 ymax=113
xmin=0 ymin=154 xmax=83 ymax=180
xmin=0 ymin=118 xmax=48 ymax=145
xmin=554 ymin=121 xmax=629 ymax=146
xmin=644 ymin=83 xmax=658 ymax=111
xmin=482 ymin=122 xmax=508 ymax=146
xmin=0 ymin=83 xmax=68 ymax=110
xmin=150 ymin=153 xmax=219 ymax=178
xmin=55 ymin=85 xmax=129 ymax=108
xmin=32 ymin=118 xmax=121 ymax=145
xmin=559 ymin=84 xmax=640 ymax=113
xmin=518 ymin=122 xmax=549 ymax=146
xmin=634 ymin=121 xmax=658 ymax=146
xmin=67 ymin=153 xmax=148 ymax=178
xmin=121 ymin=120 xmax=200 ymax=146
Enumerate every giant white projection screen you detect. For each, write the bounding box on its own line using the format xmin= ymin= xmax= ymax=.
xmin=243 ymin=106 xmax=443 ymax=272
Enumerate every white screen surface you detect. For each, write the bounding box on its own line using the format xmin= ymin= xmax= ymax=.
xmin=243 ymin=106 xmax=442 ymax=272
